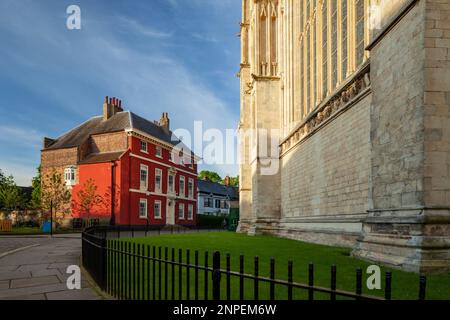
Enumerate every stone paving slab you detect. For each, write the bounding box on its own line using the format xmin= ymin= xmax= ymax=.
xmin=16 ymin=263 xmax=50 ymax=272
xmin=45 ymin=288 xmax=101 ymax=300
xmin=0 ymin=265 xmax=18 ymax=272
xmin=0 ymin=280 xmax=9 ymax=290
xmin=0 ymin=237 xmax=52 ymax=255
xmin=0 ymin=236 xmax=103 ymax=300
xmin=30 ymin=268 xmax=63 ymax=278
xmin=10 ymin=275 xmax=61 ymax=289
xmin=3 ymin=293 xmax=46 ymax=300
xmin=0 ymin=270 xmax=31 ymax=281
xmin=0 ymin=282 xmax=68 ymax=299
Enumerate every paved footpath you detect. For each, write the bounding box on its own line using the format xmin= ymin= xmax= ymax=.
xmin=0 ymin=235 xmax=104 ymax=300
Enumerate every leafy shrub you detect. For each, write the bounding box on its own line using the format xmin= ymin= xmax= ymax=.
xmin=197 ymin=215 xmax=226 ymax=228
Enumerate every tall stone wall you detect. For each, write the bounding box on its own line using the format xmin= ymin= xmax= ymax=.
xmin=278 ymin=94 xmax=371 ymax=247
xmin=423 ymin=0 xmax=450 ymax=207
xmin=239 ymin=0 xmax=450 ymax=272
xmin=353 ymin=0 xmax=450 ymax=272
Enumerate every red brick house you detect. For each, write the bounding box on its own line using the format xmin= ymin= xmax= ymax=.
xmin=40 ymin=97 xmax=198 ymax=226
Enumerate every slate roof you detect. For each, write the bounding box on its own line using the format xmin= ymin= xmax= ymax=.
xmin=78 ymin=151 xmax=126 ymax=165
xmin=198 ymin=179 xmax=239 ymax=200
xmin=44 ymin=111 xmax=184 ymax=150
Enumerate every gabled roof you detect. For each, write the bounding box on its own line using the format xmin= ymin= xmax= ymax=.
xmin=44 ymin=111 xmax=183 ymax=151
xmin=78 ymin=151 xmax=126 ymax=165
xmin=197 ymin=179 xmax=239 ymax=200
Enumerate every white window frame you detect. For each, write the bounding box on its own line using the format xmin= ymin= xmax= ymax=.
xmin=156 ymin=146 xmax=162 ymax=158
xmin=178 ymin=203 xmax=185 ymax=220
xmin=140 ymin=140 xmax=148 ymax=153
xmin=188 ymin=204 xmax=193 ymax=220
xmin=188 ymin=178 xmax=194 ymax=199
xmin=168 ymin=173 xmax=175 ymax=194
xmin=179 ymin=176 xmax=185 ymax=197
xmin=154 ymin=200 xmax=161 ymax=219
xmin=155 ymin=168 xmax=162 ymax=192
xmin=139 ymin=199 xmax=148 ymax=219
xmin=64 ymin=166 xmax=76 ymax=186
xmin=140 ymin=164 xmax=148 ymax=190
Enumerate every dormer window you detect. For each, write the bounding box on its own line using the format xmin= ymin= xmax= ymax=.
xmin=140 ymin=140 xmax=148 ymax=153
xmin=64 ymin=166 xmax=76 ymax=186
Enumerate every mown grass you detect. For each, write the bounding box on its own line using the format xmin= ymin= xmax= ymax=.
xmin=106 ymin=232 xmax=450 ymax=300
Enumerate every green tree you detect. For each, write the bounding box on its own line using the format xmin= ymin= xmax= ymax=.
xmin=0 ymin=169 xmax=5 ymax=185
xmin=0 ymin=175 xmax=24 ymax=212
xmin=198 ymin=170 xmax=222 ymax=183
xmin=224 ymin=175 xmax=239 ymax=187
xmin=41 ymin=169 xmax=71 ymax=222
xmin=30 ymin=166 xmax=41 ymax=209
xmin=75 ymin=178 xmax=103 ymax=220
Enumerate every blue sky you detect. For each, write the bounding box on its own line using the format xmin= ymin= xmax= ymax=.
xmin=0 ymin=0 xmax=241 ymax=186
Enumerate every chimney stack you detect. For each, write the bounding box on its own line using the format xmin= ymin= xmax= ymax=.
xmin=159 ymin=112 xmax=170 ymax=134
xmin=103 ymin=96 xmax=124 ymax=121
xmin=43 ymin=137 xmax=55 ymax=149
xmin=224 ymin=176 xmax=231 ymax=186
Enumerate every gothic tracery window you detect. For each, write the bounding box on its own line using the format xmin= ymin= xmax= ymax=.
xmin=258 ymin=0 xmax=278 ymax=76
xmin=355 ymin=0 xmax=365 ymax=66
xmin=341 ymin=0 xmax=348 ymax=80
xmin=322 ymin=0 xmax=328 ymax=99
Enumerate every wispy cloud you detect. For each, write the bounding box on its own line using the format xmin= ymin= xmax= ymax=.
xmin=0 ymin=0 xmax=241 ymax=183
xmin=191 ymin=33 xmax=218 ymax=43
xmin=115 ymin=15 xmax=174 ymax=39
xmin=0 ymin=125 xmax=42 ymax=148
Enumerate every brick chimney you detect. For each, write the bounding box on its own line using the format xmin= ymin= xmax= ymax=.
xmin=43 ymin=137 xmax=55 ymax=149
xmin=159 ymin=112 xmax=170 ymax=134
xmin=103 ymin=96 xmax=123 ymax=121
xmin=224 ymin=176 xmax=231 ymax=186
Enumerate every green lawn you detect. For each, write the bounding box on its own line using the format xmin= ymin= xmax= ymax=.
xmin=107 ymin=232 xmax=450 ymax=300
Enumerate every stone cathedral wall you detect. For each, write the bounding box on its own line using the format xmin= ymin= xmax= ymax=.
xmin=279 ymin=93 xmax=371 ymax=247
xmin=239 ymin=0 xmax=450 ymax=271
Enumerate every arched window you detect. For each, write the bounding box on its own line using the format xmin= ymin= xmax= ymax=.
xmin=322 ymin=0 xmax=328 ymax=99
xmin=355 ymin=0 xmax=365 ymax=66
xmin=331 ymin=0 xmax=338 ymax=89
xmin=341 ymin=0 xmax=348 ymax=80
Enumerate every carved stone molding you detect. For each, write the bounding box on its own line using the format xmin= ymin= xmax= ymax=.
xmin=280 ymin=62 xmax=371 ymax=156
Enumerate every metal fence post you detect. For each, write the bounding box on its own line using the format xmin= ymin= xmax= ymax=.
xmin=212 ymin=251 xmax=221 ymax=300
xmin=100 ymin=237 xmax=108 ymax=291
xmin=385 ymin=272 xmax=392 ymax=300
xmin=419 ymin=274 xmax=426 ymax=300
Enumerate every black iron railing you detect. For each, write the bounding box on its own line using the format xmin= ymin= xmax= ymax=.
xmin=82 ymin=226 xmax=428 ymax=300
